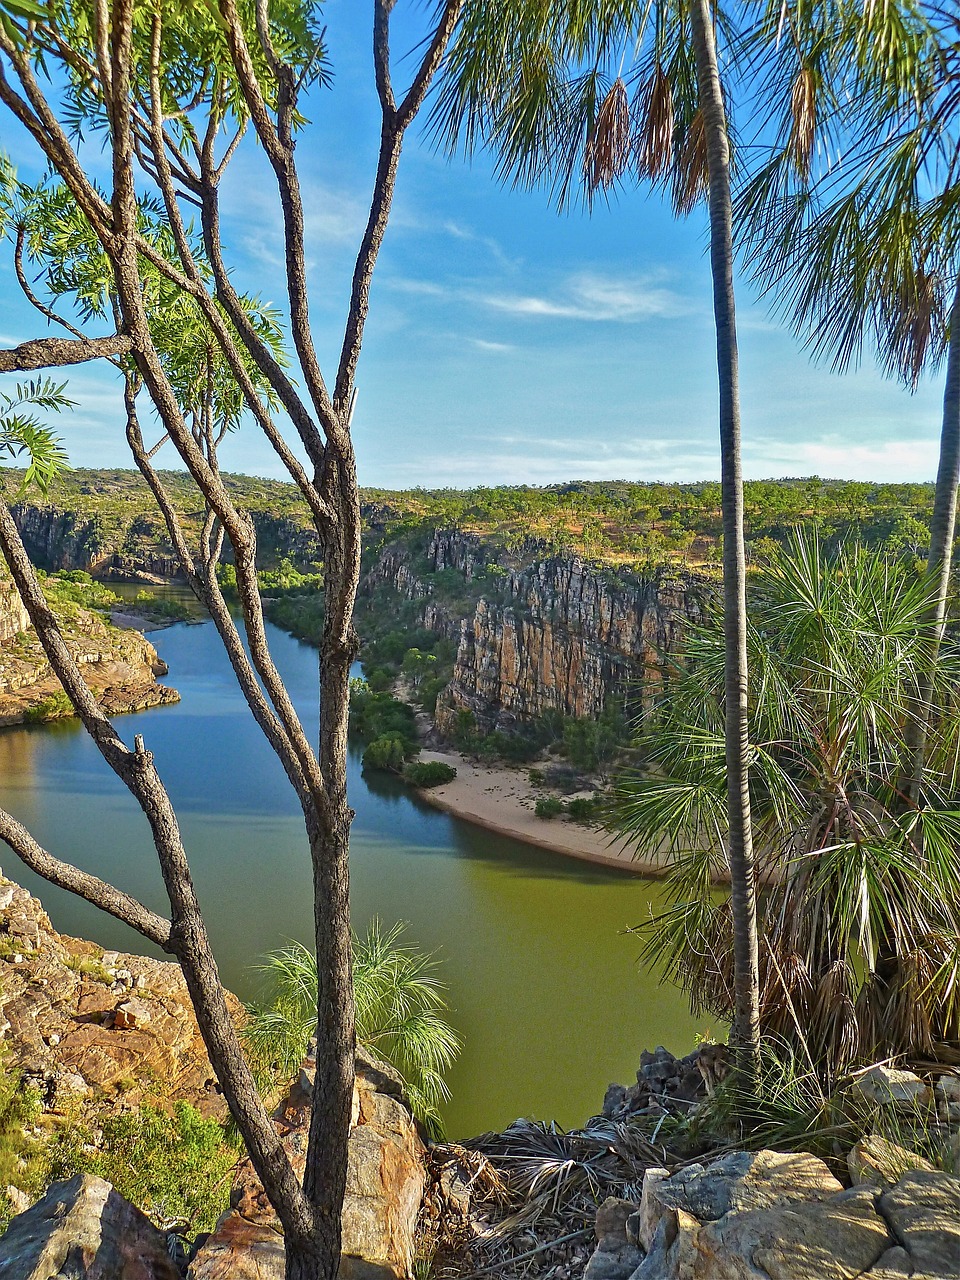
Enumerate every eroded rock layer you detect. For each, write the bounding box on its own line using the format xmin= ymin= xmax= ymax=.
xmin=363 ymin=529 xmax=706 ymax=734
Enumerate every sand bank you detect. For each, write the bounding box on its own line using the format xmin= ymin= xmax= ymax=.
xmin=412 ymin=748 xmax=671 ymax=877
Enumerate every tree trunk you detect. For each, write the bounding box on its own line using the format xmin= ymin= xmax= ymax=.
xmin=688 ymin=0 xmax=761 ymax=1100
xmin=907 ymin=272 xmax=960 ymax=796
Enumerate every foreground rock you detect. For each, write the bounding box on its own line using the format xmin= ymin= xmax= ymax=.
xmin=584 ymin=1149 xmax=960 ymax=1280
xmin=0 ymin=877 xmax=237 ymax=1122
xmin=0 ymin=1174 xmax=178 ymax=1279
xmin=188 ymin=1048 xmax=425 ymax=1279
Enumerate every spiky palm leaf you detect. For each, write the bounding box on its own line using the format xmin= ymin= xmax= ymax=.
xmin=614 ymin=532 xmax=960 ymax=1075
xmin=243 ymin=920 xmax=462 ymax=1138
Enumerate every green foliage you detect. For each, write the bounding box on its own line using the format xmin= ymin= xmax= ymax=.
xmin=534 ymin=796 xmax=564 ymax=819
xmin=562 ymin=707 xmax=629 ymax=778
xmin=403 ymin=761 xmax=457 ymax=788
xmin=615 ymin=532 xmax=960 ymax=1076
xmin=362 ymin=735 xmax=409 ymax=774
xmin=23 ymin=690 xmax=73 ymax=723
xmin=0 ymin=379 xmax=72 ymax=494
xmin=350 ymin=684 xmax=418 ymax=755
xmin=243 ymin=923 xmax=462 ymax=1137
xmin=0 ymin=1070 xmax=49 ymax=1231
xmin=53 ymin=1102 xmax=239 ymax=1234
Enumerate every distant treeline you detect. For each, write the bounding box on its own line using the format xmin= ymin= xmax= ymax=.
xmin=7 ymin=469 xmax=937 ymax=570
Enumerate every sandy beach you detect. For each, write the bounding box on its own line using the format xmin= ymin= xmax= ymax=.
xmin=412 ymin=748 xmax=671 ymax=876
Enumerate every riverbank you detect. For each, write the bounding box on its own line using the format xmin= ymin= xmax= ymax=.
xmin=412 ymin=747 xmax=668 ymax=876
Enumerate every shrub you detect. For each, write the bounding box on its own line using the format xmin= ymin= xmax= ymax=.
xmin=404 ymin=761 xmax=456 ymax=788
xmin=566 ymin=795 xmax=603 ymax=824
xmin=243 ymin=923 xmax=461 ymax=1138
xmin=362 ymin=735 xmax=408 ymax=773
xmin=535 ymin=796 xmax=564 ymax=819
xmin=53 ymin=1102 xmax=239 ymax=1233
xmin=24 ymin=691 xmax=73 ymax=723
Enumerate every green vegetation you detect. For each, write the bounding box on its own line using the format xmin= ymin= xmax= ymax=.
xmin=54 ymin=1103 xmax=240 ymax=1234
xmin=0 ymin=1072 xmax=51 ymax=1230
xmin=0 ymin=1062 xmax=238 ymax=1235
xmin=8 ymin=468 xmax=948 ymax=581
xmin=403 ymin=761 xmax=457 ymax=788
xmin=615 ymin=533 xmax=960 ymax=1077
xmin=23 ymin=691 xmax=73 ymax=723
xmin=243 ymin=921 xmax=461 ymax=1138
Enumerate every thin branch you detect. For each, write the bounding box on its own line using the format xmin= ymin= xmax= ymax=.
xmin=0 ymin=333 xmax=133 ymax=373
xmin=0 ymin=810 xmax=173 ymax=950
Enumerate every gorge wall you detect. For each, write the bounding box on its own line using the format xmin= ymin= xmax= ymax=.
xmin=362 ymin=530 xmax=708 ymax=734
xmin=10 ymin=500 xmax=323 ymax=582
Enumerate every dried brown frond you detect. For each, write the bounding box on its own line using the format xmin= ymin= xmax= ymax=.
xmin=634 ymin=64 xmax=675 ymax=182
xmin=788 ymin=66 xmax=817 ymax=179
xmin=584 ymin=77 xmax=631 ymax=193
xmin=673 ymin=109 xmax=708 ymax=214
xmin=886 ymin=263 xmax=942 ymax=388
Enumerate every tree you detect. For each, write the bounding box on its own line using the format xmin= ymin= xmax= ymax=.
xmin=438 ymin=0 xmax=762 ymax=1093
xmin=0 ymin=2 xmax=461 ymax=1276
xmin=615 ymin=532 xmax=960 ymax=1077
xmin=735 ymin=0 xmax=959 ymax=783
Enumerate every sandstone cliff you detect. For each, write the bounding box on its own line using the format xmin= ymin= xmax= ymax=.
xmin=362 ymin=529 xmax=707 ymax=735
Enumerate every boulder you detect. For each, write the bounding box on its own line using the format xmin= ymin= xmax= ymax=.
xmin=847 ymin=1135 xmax=935 ymax=1188
xmin=855 ymin=1066 xmax=932 ymax=1109
xmin=189 ymin=1049 xmax=425 ymax=1280
xmin=583 ymin=1197 xmax=644 ymax=1280
xmin=621 ymin=1150 xmax=960 ymax=1280
xmin=878 ymin=1170 xmax=960 ymax=1277
xmin=0 ymin=1174 xmax=178 ymax=1279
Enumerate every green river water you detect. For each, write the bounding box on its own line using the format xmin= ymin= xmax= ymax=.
xmin=0 ymin=610 xmax=700 ymax=1136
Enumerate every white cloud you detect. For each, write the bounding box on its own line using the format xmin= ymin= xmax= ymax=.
xmin=744 ymin=436 xmax=939 ymax=483
xmin=483 ymin=272 xmax=688 ymax=322
xmin=468 ymin=338 xmax=515 ymax=353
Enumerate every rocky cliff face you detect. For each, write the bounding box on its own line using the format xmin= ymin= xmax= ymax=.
xmin=11 ymin=501 xmax=322 ymax=581
xmin=0 ymin=581 xmax=29 ymax=644
xmin=363 ymin=530 xmax=707 ymax=734
xmin=11 ymin=501 xmax=183 ymax=581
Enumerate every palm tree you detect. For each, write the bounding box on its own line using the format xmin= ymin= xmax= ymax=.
xmin=243 ymin=921 xmax=462 ymax=1138
xmin=735 ymin=1 xmax=960 ymax=780
xmin=438 ymin=0 xmax=762 ymax=1094
xmin=616 ymin=531 xmax=960 ymax=1077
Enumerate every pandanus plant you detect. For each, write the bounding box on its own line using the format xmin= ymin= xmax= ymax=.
xmin=616 ymin=532 xmax=960 ymax=1079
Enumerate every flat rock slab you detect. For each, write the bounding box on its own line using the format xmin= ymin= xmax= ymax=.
xmin=0 ymin=1174 xmax=178 ymax=1279
xmin=879 ymin=1170 xmax=960 ymax=1276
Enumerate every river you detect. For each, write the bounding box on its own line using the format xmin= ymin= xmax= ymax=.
xmin=0 ymin=611 xmax=700 ymax=1137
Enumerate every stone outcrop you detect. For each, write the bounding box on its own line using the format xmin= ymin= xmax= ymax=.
xmin=11 ymin=497 xmax=321 ymax=583
xmin=0 ymin=877 xmax=234 ymax=1122
xmin=0 ymin=1174 xmax=179 ymax=1279
xmin=583 ymin=1149 xmax=960 ymax=1280
xmin=601 ymin=1044 xmax=731 ymax=1123
xmin=0 ymin=576 xmax=178 ymax=724
xmin=189 ymin=1048 xmax=426 ymax=1279
xmin=362 ymin=529 xmax=706 ymax=735
xmin=0 ymin=582 xmax=29 ymax=645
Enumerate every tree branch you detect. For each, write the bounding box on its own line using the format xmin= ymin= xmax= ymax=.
xmin=0 ymin=809 xmax=173 ymax=950
xmin=0 ymin=334 xmax=133 ymax=373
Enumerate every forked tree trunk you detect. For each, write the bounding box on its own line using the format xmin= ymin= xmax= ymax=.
xmin=688 ymin=0 xmax=762 ymax=1099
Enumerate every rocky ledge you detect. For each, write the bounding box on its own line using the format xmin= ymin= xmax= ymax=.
xmin=0 ymin=876 xmax=234 ymax=1122
xmin=586 ymin=1148 xmax=960 ymax=1280
xmin=0 ymin=583 xmax=178 ymax=725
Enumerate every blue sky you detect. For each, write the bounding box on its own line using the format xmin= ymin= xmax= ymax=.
xmin=0 ymin=1 xmax=946 ymax=489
